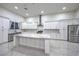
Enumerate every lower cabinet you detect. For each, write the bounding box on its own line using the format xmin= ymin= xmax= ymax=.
xmin=20 ymin=37 xmax=45 ymax=49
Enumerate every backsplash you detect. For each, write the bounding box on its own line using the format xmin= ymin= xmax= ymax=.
xmin=22 ymin=29 xmax=60 ymax=34
xmin=22 ymin=29 xmax=37 ymax=33
xmin=21 ymin=29 xmax=66 ymax=40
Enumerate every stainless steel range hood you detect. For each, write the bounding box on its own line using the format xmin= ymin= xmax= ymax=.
xmin=37 ymin=15 xmax=43 ymax=26
xmin=37 ymin=15 xmax=43 ymax=34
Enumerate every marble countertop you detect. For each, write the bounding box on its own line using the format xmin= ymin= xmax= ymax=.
xmin=14 ymin=32 xmax=64 ymax=40
xmin=14 ymin=33 xmax=51 ymax=39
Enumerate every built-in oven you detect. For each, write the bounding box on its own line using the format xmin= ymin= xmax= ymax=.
xmin=8 ymin=21 xmax=21 ymax=42
xmin=8 ymin=32 xmax=21 ymax=42
xmin=8 ymin=34 xmax=14 ymax=42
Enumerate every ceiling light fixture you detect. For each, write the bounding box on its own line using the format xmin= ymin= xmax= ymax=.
xmin=62 ymin=7 xmax=66 ymax=10
xmin=41 ymin=11 xmax=44 ymax=14
xmin=14 ymin=6 xmax=18 ymax=10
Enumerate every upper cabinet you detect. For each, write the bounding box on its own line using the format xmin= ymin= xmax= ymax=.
xmin=44 ymin=19 xmax=79 ymax=30
xmin=44 ymin=22 xmax=58 ymax=29
xmin=21 ymin=17 xmax=39 ymax=29
xmin=22 ymin=22 xmax=37 ymax=29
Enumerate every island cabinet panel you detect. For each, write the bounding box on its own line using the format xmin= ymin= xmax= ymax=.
xmin=19 ymin=37 xmax=45 ymax=49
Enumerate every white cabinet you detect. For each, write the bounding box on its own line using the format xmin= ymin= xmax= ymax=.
xmin=22 ymin=22 xmax=37 ymax=29
xmin=44 ymin=22 xmax=58 ymax=29
xmin=0 ymin=17 xmax=9 ymax=43
xmin=56 ymin=21 xmax=65 ymax=29
xmin=44 ymin=23 xmax=50 ymax=29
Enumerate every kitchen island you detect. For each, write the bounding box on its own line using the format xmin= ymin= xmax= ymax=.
xmin=13 ymin=33 xmax=51 ymax=55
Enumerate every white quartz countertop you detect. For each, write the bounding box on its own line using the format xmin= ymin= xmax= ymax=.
xmin=14 ymin=32 xmax=64 ymax=40
xmin=14 ymin=33 xmax=51 ymax=39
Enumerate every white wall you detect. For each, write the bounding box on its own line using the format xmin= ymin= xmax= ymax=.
xmin=42 ymin=12 xmax=75 ymax=22
xmin=22 ymin=11 xmax=75 ymax=29
xmin=0 ymin=7 xmax=24 ymax=22
xmin=23 ymin=11 xmax=75 ymax=28
xmin=22 ymin=16 xmax=39 ymax=29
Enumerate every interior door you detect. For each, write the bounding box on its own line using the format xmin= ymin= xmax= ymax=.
xmin=2 ymin=18 xmax=9 ymax=42
xmin=0 ymin=17 xmax=3 ymax=43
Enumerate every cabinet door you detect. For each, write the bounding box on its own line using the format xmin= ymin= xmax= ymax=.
xmin=2 ymin=18 xmax=9 ymax=42
xmin=22 ymin=22 xmax=37 ymax=29
xmin=0 ymin=18 xmax=3 ymax=43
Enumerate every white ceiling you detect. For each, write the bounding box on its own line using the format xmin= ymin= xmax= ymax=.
xmin=0 ymin=3 xmax=79 ymax=18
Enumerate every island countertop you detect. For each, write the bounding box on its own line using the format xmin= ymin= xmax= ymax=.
xmin=14 ymin=33 xmax=65 ymax=40
xmin=14 ymin=33 xmax=51 ymax=39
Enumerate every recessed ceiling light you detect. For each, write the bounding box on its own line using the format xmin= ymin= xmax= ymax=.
xmin=62 ymin=7 xmax=66 ymax=10
xmin=26 ymin=13 xmax=29 ymax=16
xmin=41 ymin=11 xmax=44 ymax=14
xmin=14 ymin=6 xmax=18 ymax=10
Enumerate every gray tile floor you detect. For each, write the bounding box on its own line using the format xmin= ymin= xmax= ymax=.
xmin=0 ymin=40 xmax=79 ymax=56
xmin=50 ymin=40 xmax=79 ymax=56
xmin=0 ymin=42 xmax=45 ymax=56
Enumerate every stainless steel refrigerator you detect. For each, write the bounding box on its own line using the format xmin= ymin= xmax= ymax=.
xmin=68 ymin=25 xmax=79 ymax=43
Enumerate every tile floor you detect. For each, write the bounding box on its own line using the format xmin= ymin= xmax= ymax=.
xmin=0 ymin=42 xmax=45 ymax=56
xmin=0 ymin=40 xmax=79 ymax=56
xmin=50 ymin=40 xmax=79 ymax=56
